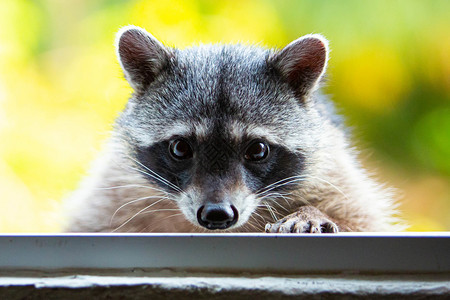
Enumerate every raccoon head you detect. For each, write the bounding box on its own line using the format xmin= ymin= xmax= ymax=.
xmin=115 ymin=26 xmax=329 ymax=230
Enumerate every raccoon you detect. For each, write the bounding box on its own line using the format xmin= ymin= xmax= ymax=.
xmin=64 ymin=26 xmax=403 ymax=233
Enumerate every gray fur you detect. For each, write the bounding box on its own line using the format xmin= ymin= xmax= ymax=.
xmin=64 ymin=26 xmax=404 ymax=233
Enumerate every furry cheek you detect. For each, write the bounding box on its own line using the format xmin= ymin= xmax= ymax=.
xmin=174 ymin=187 xmax=200 ymax=227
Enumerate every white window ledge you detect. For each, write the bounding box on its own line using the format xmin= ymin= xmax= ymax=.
xmin=0 ymin=233 xmax=449 ymax=298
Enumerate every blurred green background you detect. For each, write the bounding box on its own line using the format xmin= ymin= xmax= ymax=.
xmin=0 ymin=0 xmax=448 ymax=232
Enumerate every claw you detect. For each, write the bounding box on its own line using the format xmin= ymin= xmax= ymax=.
xmin=309 ymin=220 xmax=321 ymax=233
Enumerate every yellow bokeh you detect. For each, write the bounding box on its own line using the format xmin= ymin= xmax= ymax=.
xmin=335 ymin=45 xmax=410 ymax=112
xmin=130 ymin=0 xmax=286 ymax=47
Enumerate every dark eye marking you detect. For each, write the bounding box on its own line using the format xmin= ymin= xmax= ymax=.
xmin=242 ymin=140 xmax=305 ymax=193
xmin=169 ymin=139 xmax=193 ymax=160
xmin=244 ymin=140 xmax=270 ymax=162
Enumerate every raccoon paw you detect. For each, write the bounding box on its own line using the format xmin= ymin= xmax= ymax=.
xmin=264 ymin=206 xmax=339 ymax=233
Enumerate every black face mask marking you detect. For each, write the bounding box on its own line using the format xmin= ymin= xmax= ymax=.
xmin=133 ymin=133 xmax=305 ymax=197
xmin=134 ymin=138 xmax=195 ymax=192
xmin=200 ymin=136 xmax=238 ymax=175
xmin=242 ymin=143 xmax=305 ymax=193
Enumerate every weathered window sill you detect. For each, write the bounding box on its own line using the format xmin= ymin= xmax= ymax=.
xmin=0 ymin=233 xmax=449 ymax=298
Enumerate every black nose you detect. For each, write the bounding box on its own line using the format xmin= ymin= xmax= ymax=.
xmin=197 ymin=204 xmax=238 ymax=230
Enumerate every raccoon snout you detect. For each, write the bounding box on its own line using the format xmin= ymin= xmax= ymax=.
xmin=197 ymin=204 xmax=239 ymax=230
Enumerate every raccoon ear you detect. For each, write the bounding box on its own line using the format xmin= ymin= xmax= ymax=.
xmin=270 ymin=34 xmax=329 ymax=101
xmin=115 ymin=26 xmax=171 ymax=92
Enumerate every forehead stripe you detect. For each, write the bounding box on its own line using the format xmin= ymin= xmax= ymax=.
xmin=152 ymin=120 xmax=284 ymax=148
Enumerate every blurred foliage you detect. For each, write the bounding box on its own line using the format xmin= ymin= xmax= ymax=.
xmin=0 ymin=0 xmax=448 ymax=232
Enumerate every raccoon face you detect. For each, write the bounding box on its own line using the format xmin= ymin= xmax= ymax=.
xmin=132 ymin=127 xmax=306 ymax=230
xmin=115 ymin=26 xmax=328 ymax=230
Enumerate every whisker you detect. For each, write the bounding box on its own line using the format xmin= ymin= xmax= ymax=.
xmin=264 ymin=203 xmax=278 ymax=222
xmin=142 ymin=213 xmax=185 ymax=232
xmin=127 ymin=156 xmax=186 ymax=195
xmin=251 ymin=210 xmax=267 ymax=223
xmin=110 ymin=195 xmax=171 ymax=227
xmin=256 ymin=175 xmax=307 ymax=195
xmin=129 ymin=166 xmax=185 ymax=195
xmin=130 ymin=157 xmax=185 ymax=194
xmin=97 ymin=184 xmax=176 ymax=196
xmin=266 ymin=198 xmax=291 ymax=212
xmin=242 ymin=219 xmax=259 ymax=232
xmin=141 ymin=208 xmax=181 ymax=215
xmin=258 ymin=191 xmax=293 ymax=202
xmin=274 ymin=192 xmax=294 ymax=208
xmin=302 ymin=174 xmax=350 ymax=202
xmin=259 ymin=201 xmax=288 ymax=220
xmin=257 ymin=192 xmax=294 ymax=212
xmin=248 ymin=215 xmax=264 ymax=229
xmin=256 ymin=174 xmax=350 ymax=208
xmin=255 ymin=175 xmax=299 ymax=194
xmin=111 ymin=197 xmax=169 ymax=232
xmin=257 ymin=177 xmax=307 ymax=197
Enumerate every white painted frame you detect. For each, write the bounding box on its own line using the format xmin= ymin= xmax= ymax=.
xmin=0 ymin=232 xmax=449 ymax=274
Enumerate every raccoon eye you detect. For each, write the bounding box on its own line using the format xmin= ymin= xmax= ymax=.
xmin=244 ymin=140 xmax=269 ymax=162
xmin=169 ymin=139 xmax=193 ymax=160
